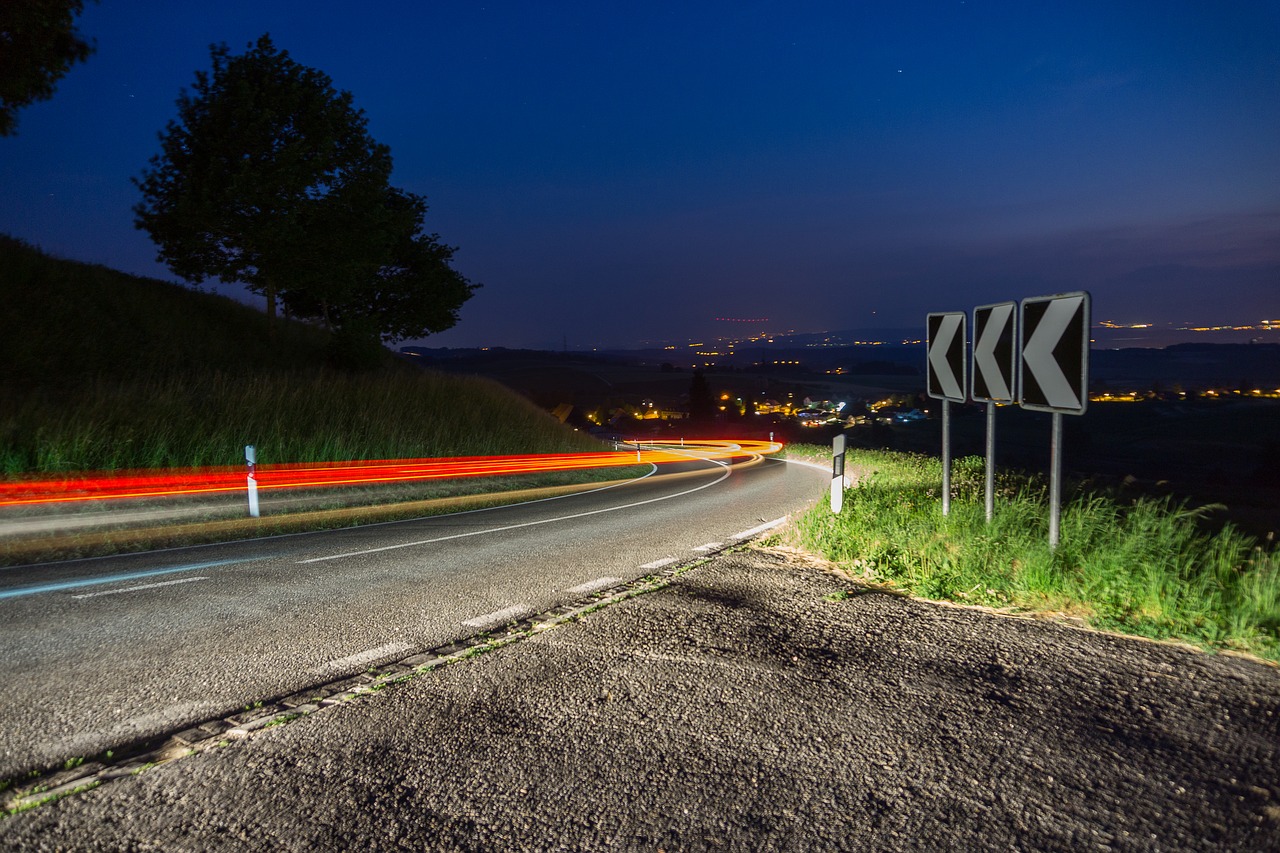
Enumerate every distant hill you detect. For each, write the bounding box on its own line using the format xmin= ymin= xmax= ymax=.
xmin=0 ymin=236 xmax=597 ymax=472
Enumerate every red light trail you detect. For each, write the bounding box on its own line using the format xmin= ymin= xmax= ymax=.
xmin=0 ymin=440 xmax=782 ymax=507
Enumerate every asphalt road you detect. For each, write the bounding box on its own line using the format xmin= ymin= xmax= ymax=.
xmin=2 ymin=546 xmax=1277 ymax=851
xmin=0 ymin=450 xmax=827 ymax=782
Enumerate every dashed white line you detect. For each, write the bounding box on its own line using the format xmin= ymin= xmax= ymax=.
xmin=463 ymin=605 xmax=531 ymax=629
xmin=566 ymin=576 xmax=624 ymax=595
xmin=70 ymin=576 xmax=210 ymax=599
xmin=730 ymin=516 xmax=787 ymax=540
xmin=640 ymin=557 xmax=678 ymax=570
xmin=312 ymin=641 xmax=415 ymax=676
xmin=297 ymin=460 xmax=730 ymax=565
xmin=693 ymin=542 xmax=722 ymax=552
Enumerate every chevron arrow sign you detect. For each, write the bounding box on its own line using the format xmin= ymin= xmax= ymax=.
xmin=1018 ymin=292 xmax=1090 ymax=414
xmin=926 ymin=312 xmax=967 ymax=402
xmin=971 ymin=301 xmax=1017 ymax=404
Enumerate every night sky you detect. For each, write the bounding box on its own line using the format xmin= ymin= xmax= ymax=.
xmin=2 ymin=1 xmax=1277 ymax=349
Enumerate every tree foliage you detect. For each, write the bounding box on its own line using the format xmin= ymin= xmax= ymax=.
xmin=688 ymin=370 xmax=716 ymax=423
xmin=0 ymin=0 xmax=96 ymax=136
xmin=133 ymin=34 xmax=477 ymax=348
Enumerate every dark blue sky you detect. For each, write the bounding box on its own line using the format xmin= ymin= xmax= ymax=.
xmin=2 ymin=1 xmax=1277 ymax=349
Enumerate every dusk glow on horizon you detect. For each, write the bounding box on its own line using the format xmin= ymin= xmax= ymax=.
xmin=2 ymin=1 xmax=1276 ymax=349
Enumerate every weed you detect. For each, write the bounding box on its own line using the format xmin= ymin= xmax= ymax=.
xmin=797 ymin=448 xmax=1280 ymax=661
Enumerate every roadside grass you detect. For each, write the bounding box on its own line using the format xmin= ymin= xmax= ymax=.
xmin=0 ymin=369 xmax=600 ymax=474
xmin=791 ymin=446 xmax=1280 ymax=661
xmin=0 ymin=235 xmax=602 ymax=474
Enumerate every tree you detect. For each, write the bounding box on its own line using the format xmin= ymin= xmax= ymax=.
xmin=281 ymin=183 xmax=476 ymax=346
xmin=133 ymin=34 xmax=476 ymax=344
xmin=0 ymin=0 xmax=95 ymax=136
xmin=688 ymin=370 xmax=715 ymax=423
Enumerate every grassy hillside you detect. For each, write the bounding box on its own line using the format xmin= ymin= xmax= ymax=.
xmin=0 ymin=236 xmax=599 ymax=473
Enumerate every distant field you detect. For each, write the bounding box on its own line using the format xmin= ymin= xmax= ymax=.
xmin=865 ymin=398 xmax=1280 ymax=537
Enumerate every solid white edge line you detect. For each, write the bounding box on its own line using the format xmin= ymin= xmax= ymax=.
xmin=566 ymin=576 xmax=624 ymax=595
xmin=463 ymin=605 xmax=531 ymax=629
xmin=70 ymin=576 xmax=210 ymax=599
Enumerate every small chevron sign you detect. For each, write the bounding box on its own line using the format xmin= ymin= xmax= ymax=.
xmin=971 ymin=301 xmax=1017 ymax=404
xmin=1018 ymin=292 xmax=1090 ymax=414
xmin=926 ymin=311 xmax=967 ymax=402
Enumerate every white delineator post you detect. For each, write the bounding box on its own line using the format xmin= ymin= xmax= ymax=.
xmin=831 ymin=433 xmax=846 ymax=514
xmin=245 ymin=444 xmax=260 ymax=518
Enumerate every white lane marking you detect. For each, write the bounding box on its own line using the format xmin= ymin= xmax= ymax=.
xmin=731 ymin=516 xmax=787 ymax=540
xmin=693 ymin=542 xmax=721 ymax=552
xmin=70 ymin=576 xmax=209 ymax=599
xmin=299 ymin=457 xmax=733 ymax=564
xmin=312 ymin=641 xmax=415 ymax=676
xmin=566 ymin=576 xmax=623 ymax=595
xmin=640 ymin=557 xmax=678 ymax=570
xmin=463 ymin=605 xmax=531 ymax=629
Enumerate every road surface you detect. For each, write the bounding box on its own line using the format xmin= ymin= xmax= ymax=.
xmin=0 ymin=448 xmax=826 ymax=782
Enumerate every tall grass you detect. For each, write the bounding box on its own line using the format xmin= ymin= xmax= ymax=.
xmin=0 ymin=235 xmax=601 ymax=474
xmin=795 ymin=448 xmax=1280 ymax=661
xmin=0 ymin=369 xmax=598 ymax=474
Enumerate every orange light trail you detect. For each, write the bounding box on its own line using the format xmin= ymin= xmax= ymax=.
xmin=0 ymin=440 xmax=781 ymax=507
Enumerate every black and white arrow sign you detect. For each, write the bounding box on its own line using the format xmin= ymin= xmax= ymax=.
xmin=1018 ymin=292 xmax=1090 ymax=414
xmin=971 ymin=301 xmax=1017 ymax=404
xmin=926 ymin=312 xmax=967 ymax=402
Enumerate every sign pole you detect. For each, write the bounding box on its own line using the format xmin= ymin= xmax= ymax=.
xmin=1049 ymin=413 xmax=1063 ymax=549
xmin=941 ymin=400 xmax=952 ymax=516
xmin=1018 ymin=291 xmax=1089 ymax=549
xmin=245 ymin=444 xmax=260 ymax=518
xmin=926 ymin=310 xmax=966 ymax=519
xmin=984 ymin=402 xmax=996 ymax=522
xmin=971 ymin=301 xmax=1017 ymax=525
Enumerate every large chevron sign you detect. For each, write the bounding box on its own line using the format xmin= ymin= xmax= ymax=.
xmin=1018 ymin=292 xmax=1090 ymax=414
xmin=926 ymin=311 xmax=967 ymax=402
xmin=971 ymin=301 xmax=1017 ymax=404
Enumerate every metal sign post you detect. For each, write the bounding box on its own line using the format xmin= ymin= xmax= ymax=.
xmin=831 ymin=433 xmax=846 ymax=514
xmin=245 ymin=444 xmax=260 ymax=518
xmin=926 ymin=311 xmax=967 ymax=517
xmin=971 ymin=301 xmax=1018 ymax=523
xmin=1018 ymin=292 xmax=1090 ymax=549
xmin=941 ymin=400 xmax=952 ymax=516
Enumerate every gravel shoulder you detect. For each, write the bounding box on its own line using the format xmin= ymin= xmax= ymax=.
xmin=3 ymin=545 xmax=1279 ymax=851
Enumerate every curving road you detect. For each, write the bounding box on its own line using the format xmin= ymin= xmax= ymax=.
xmin=0 ymin=448 xmax=826 ymax=781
